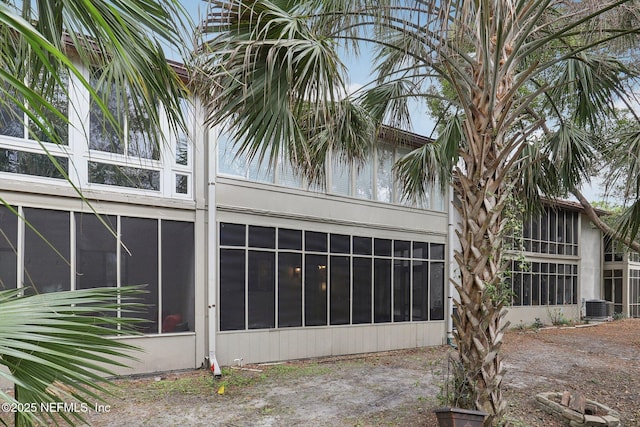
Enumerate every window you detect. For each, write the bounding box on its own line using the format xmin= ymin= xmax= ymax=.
xmin=0 ymin=205 xmax=18 ymax=289
xmin=215 ymin=134 xmax=446 ymax=211
xmin=23 ymin=208 xmax=70 ymax=294
xmin=248 ymin=251 xmax=275 ymax=328
xmin=0 ymin=149 xmax=68 ymax=179
xmin=88 ymin=162 xmax=160 ymax=190
xmin=330 ymin=256 xmax=350 ymax=325
xmin=76 ymin=213 xmax=117 ymax=290
xmin=604 ymin=269 xmax=624 ymax=314
xmin=89 ymin=77 xmax=158 ymax=160
xmin=376 ymin=145 xmax=394 ymax=203
xmin=509 ymin=261 xmax=578 ymax=306
xmin=218 ymin=223 xmax=447 ymax=331
xmin=352 ymin=257 xmax=372 ymax=324
xmin=161 ymin=221 xmax=195 ymax=333
xmin=604 ymin=236 xmax=625 ymax=262
xmin=0 ymin=76 xmax=70 ymax=180
xmin=2 ymin=207 xmax=194 ymax=333
xmin=0 ymin=76 xmax=69 ymax=144
xmin=278 ymin=252 xmax=302 ymax=327
xmin=630 ymin=270 xmax=640 ymax=318
xmin=521 ymin=208 xmax=579 ymax=256
xmin=220 ymin=249 xmax=246 ymax=331
xmin=305 ymin=254 xmax=328 ymax=326
xmin=330 ymin=157 xmax=351 ymax=196
xmin=121 ymin=217 xmax=158 ymax=332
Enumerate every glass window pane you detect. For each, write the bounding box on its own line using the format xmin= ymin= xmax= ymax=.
xmin=330 ymin=234 xmax=350 ymax=254
xmin=75 ymin=213 xmax=117 ymax=290
xmin=430 ymin=243 xmax=445 ymax=260
xmin=512 ymin=271 xmax=522 ymax=306
xmin=23 ymin=208 xmax=70 ymax=294
xmin=330 ymin=256 xmax=350 ymax=325
xmin=278 ymin=252 xmax=302 ymax=327
xmin=394 ymin=240 xmax=410 ymax=258
xmin=220 ymin=223 xmax=245 ymax=246
xmin=29 ymin=76 xmax=69 ymax=144
xmin=352 ymin=257 xmax=372 ymax=324
xmin=522 ymin=273 xmax=531 ymax=306
xmin=217 ymin=133 xmax=246 ymax=177
xmin=121 ymin=217 xmax=158 ymax=332
xmin=393 ymin=259 xmax=410 ymax=322
xmin=248 ymin=251 xmax=275 ymax=329
xmin=541 ymin=274 xmax=548 ymax=306
xmin=0 ymin=82 xmax=24 ymax=138
xmin=247 ymin=155 xmax=274 ymax=184
xmin=249 ymin=226 xmax=275 ymax=249
xmin=305 ymin=254 xmax=327 ymax=326
xmin=305 ymin=231 xmax=327 ymax=252
xmin=548 ymin=273 xmax=557 ymax=305
xmin=330 ymin=158 xmax=351 ymax=196
xmin=355 ymin=162 xmax=373 ymax=200
xmin=430 ymin=262 xmax=445 ymax=320
xmin=127 ymin=102 xmax=157 ymax=160
xmin=161 ymin=221 xmax=195 ymax=333
xmin=374 ymin=238 xmax=391 ymax=256
xmin=412 ymin=260 xmax=428 ymax=321
xmin=175 ymin=174 xmax=188 ymax=194
xmin=175 ymin=98 xmax=190 ymax=166
xmin=353 ymin=236 xmax=372 ymax=255
xmin=376 ymin=145 xmax=394 ymax=203
xmin=413 ymin=242 xmax=429 ymax=259
xmin=0 ymin=148 xmax=68 ymax=179
xmin=531 ymin=271 xmax=540 ymax=305
xmin=278 ymin=228 xmax=302 ymax=250
xmin=374 ymin=258 xmax=391 ymax=323
xmin=0 ymin=206 xmax=18 ymax=290
xmin=220 ymin=249 xmax=246 ymax=331
xmin=277 ymin=153 xmax=304 ymax=188
xmin=90 ymin=76 xmax=125 ymax=155
xmin=88 ymin=162 xmax=159 ymax=190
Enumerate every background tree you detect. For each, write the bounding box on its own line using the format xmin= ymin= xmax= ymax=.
xmin=0 ymin=1 xmax=189 ymax=425
xmin=195 ymin=0 xmax=640 ymax=423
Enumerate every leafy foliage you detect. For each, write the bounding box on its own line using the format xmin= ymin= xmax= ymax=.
xmin=0 ymin=287 xmax=144 ymax=426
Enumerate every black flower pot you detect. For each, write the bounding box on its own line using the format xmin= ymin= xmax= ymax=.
xmin=434 ymin=407 xmax=488 ymax=427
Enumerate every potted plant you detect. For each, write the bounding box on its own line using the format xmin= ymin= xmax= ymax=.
xmin=434 ymin=355 xmax=488 ymax=427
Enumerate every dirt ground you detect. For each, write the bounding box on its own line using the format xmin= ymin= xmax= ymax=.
xmin=4 ymin=319 xmax=640 ymax=426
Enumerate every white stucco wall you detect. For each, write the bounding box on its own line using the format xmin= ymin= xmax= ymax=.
xmin=579 ymin=213 xmax=602 ymax=303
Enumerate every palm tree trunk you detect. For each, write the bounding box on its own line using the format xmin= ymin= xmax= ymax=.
xmin=451 ymin=16 xmax=516 ymax=419
xmin=451 ymin=158 xmax=510 ymax=425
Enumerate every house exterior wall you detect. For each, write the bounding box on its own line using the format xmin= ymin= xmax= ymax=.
xmin=579 ymin=214 xmax=602 ymax=304
xmin=0 ymin=67 xmax=208 ymax=377
xmin=211 ymin=177 xmax=449 ymax=365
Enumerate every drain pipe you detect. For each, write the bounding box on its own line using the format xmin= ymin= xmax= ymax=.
xmin=207 ymin=127 xmax=221 ymax=377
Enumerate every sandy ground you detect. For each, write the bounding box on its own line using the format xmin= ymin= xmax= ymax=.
xmin=3 ymin=318 xmax=640 ymax=426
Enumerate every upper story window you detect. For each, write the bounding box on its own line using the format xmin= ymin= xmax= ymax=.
xmin=0 ymin=66 xmax=194 ymax=199
xmin=217 ymin=134 xmax=446 ymax=211
xmin=89 ymin=75 xmax=158 ymax=160
xmin=0 ymin=75 xmax=69 ymax=145
xmin=604 ymin=235 xmax=640 ymax=263
xmin=521 ymin=207 xmax=578 ymax=256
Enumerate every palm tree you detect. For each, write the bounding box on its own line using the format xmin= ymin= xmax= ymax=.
xmin=194 ymin=1 xmax=640 ymax=424
xmin=0 ymin=1 xmax=189 ymax=425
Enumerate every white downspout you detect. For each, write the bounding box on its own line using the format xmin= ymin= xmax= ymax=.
xmin=207 ymin=127 xmax=221 ymax=376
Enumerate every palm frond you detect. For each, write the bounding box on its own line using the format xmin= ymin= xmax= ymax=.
xmin=0 ymin=286 xmax=144 ymax=426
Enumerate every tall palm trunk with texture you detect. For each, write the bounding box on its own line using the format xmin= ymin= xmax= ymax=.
xmin=450 ymin=6 xmax=517 ymax=424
